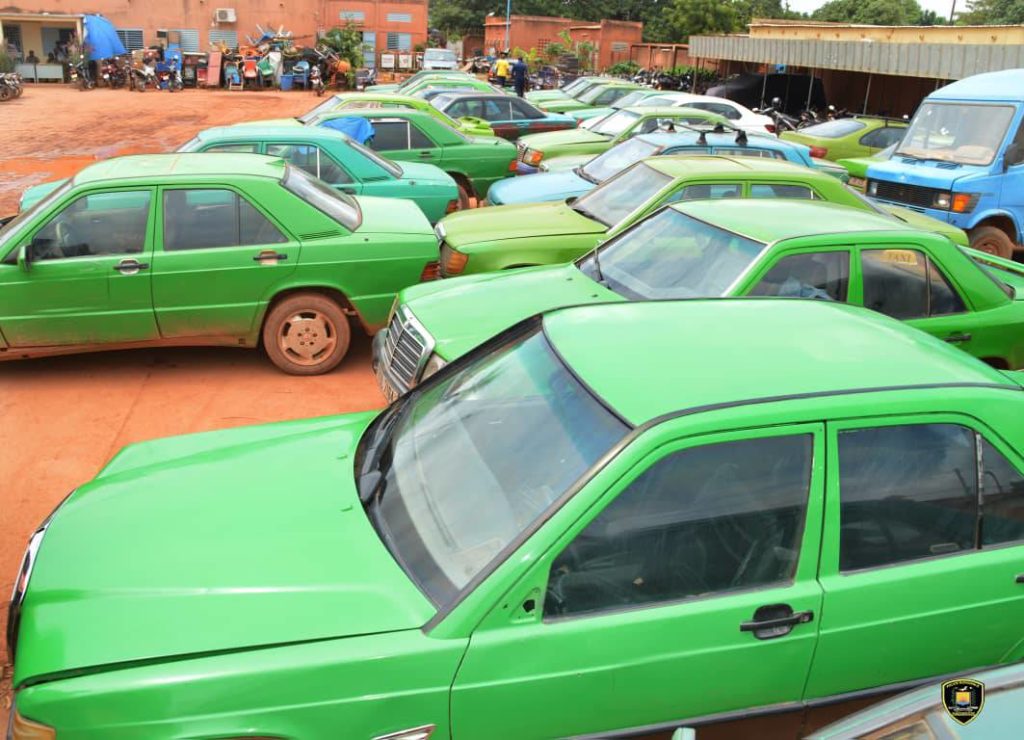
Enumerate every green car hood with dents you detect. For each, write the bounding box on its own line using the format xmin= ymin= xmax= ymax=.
xmin=520 ymin=127 xmax=609 ymax=151
xmin=402 ymin=263 xmax=618 ymax=360
xmin=881 ymin=205 xmax=968 ymax=246
xmin=441 ymin=200 xmax=605 ymax=247
xmin=12 ymin=412 xmax=435 ymax=687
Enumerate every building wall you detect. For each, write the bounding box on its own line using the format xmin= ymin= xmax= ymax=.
xmin=483 ymin=15 xmax=643 ymax=71
xmin=3 ymin=0 xmax=425 ymax=59
xmin=569 ymin=20 xmax=642 ymax=70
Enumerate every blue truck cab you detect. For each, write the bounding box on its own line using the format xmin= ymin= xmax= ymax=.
xmin=865 ymin=69 xmax=1024 ymax=259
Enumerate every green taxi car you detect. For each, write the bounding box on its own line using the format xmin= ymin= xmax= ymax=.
xmin=438 ymin=156 xmax=967 ymax=277
xmin=377 ymin=199 xmax=1024 ymax=395
xmin=366 ymin=69 xmax=474 ymax=94
xmin=0 ymin=154 xmax=439 ymax=375
xmin=781 ymin=116 xmax=907 ymax=161
xmin=15 ymin=298 xmax=1024 ymax=738
xmin=538 ymin=81 xmax=641 ymax=114
xmin=292 ymin=92 xmax=494 ymax=137
xmin=311 ymin=109 xmax=516 ymax=204
xmin=516 ymin=106 xmax=728 ymax=172
xmin=175 ymin=125 xmax=460 ymax=223
xmin=569 ymin=87 xmax=670 ymax=123
xmin=525 ymin=75 xmax=613 ymax=105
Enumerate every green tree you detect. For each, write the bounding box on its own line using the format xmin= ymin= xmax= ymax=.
xmin=659 ymin=0 xmax=741 ymax=42
xmin=958 ymin=0 xmax=1024 ymax=23
xmin=812 ymin=0 xmax=925 ymax=24
xmin=318 ymin=23 xmax=365 ymax=69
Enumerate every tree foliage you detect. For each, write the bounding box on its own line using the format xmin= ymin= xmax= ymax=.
xmin=812 ymin=0 xmax=927 ymax=24
xmin=318 ymin=23 xmax=365 ymax=69
xmin=958 ymin=0 xmax=1024 ymax=24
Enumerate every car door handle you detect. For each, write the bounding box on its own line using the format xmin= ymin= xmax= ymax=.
xmin=1015 ymin=573 xmax=1024 ymax=584
xmin=113 ymin=258 xmax=149 ymax=274
xmin=252 ymin=251 xmax=288 ymax=263
xmin=418 ymin=151 xmax=433 ymax=158
xmin=944 ymin=332 xmax=973 ymax=344
xmin=740 ymin=604 xmax=813 ymax=640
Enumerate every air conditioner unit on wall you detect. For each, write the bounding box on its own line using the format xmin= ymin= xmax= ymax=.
xmin=215 ymin=8 xmax=236 ymax=23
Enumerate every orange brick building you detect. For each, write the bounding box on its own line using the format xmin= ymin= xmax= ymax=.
xmin=483 ymin=14 xmax=642 ymax=71
xmin=1 ymin=0 xmax=426 ymax=65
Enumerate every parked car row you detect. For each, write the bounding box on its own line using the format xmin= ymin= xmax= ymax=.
xmin=6 ymin=68 xmax=1024 ymax=739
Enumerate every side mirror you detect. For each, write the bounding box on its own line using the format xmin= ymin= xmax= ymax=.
xmin=17 ymin=244 xmax=32 ymax=272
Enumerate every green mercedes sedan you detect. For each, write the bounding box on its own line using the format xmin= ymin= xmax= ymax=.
xmin=0 ymin=154 xmax=439 ymax=375
xmin=377 ymin=199 xmax=1024 ymax=397
xmin=10 ymin=299 xmax=1024 ymax=738
xmin=436 ymin=156 xmax=967 ymax=277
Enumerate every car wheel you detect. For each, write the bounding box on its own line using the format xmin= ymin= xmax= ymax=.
xmin=969 ymin=225 xmax=1016 ymax=259
xmin=262 ymin=294 xmax=352 ymax=375
xmin=455 ymin=179 xmax=471 ymax=209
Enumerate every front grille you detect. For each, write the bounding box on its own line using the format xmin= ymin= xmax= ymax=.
xmin=870 ymin=180 xmax=942 ymax=209
xmin=379 ymin=309 xmax=433 ymax=392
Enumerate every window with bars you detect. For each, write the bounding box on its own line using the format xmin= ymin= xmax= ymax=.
xmin=340 ymin=10 xmax=365 ymax=21
xmin=115 ymin=28 xmax=145 ymax=51
xmin=3 ymin=24 xmax=23 ymax=53
xmin=386 ymin=32 xmax=412 ymax=51
xmin=209 ymin=30 xmax=239 ymax=49
xmin=386 ymin=12 xmax=412 ymax=22
xmin=156 ymin=29 xmax=200 ymax=52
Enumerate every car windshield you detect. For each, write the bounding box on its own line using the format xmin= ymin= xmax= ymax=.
xmin=582 ymin=138 xmax=662 ymax=183
xmin=298 ymin=97 xmax=340 ymax=124
xmin=424 ymin=49 xmax=457 ymax=62
xmin=871 ymin=142 xmax=899 ymax=160
xmin=362 ymin=324 xmax=628 ymax=607
xmin=591 ymin=109 xmax=641 ymax=137
xmin=799 ymin=119 xmax=867 ymax=138
xmin=571 ymin=161 xmax=672 ymax=227
xmin=562 ymin=78 xmax=590 ymax=94
xmin=577 ymin=207 xmax=766 ymax=299
xmin=612 ymin=90 xmax=649 ymax=109
xmin=897 ymin=102 xmax=1015 ymax=166
xmin=0 ymin=179 xmax=73 ymax=253
xmin=347 ymin=137 xmax=403 ymax=177
xmin=579 ymin=85 xmax=615 ymax=105
xmin=281 ymin=164 xmax=361 ymax=230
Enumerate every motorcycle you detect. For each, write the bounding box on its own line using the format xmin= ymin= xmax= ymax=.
xmin=69 ymin=57 xmax=95 ymax=91
xmin=754 ymin=98 xmax=800 ymax=133
xmin=158 ymin=58 xmax=183 ymax=92
xmin=0 ymin=72 xmax=23 ymax=100
xmin=310 ymin=63 xmax=325 ymax=96
xmin=133 ymin=61 xmax=157 ymax=92
xmin=99 ymin=57 xmax=128 ymax=89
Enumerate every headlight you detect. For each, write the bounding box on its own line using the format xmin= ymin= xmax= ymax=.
xmin=867 ymin=180 xmax=879 ymax=196
xmin=421 ymin=353 xmax=448 ymax=381
xmin=8 ymin=709 xmax=56 ymax=740
xmin=933 ymin=192 xmax=953 ymax=209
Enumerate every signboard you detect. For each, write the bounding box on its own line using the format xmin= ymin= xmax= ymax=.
xmin=380 ymin=53 xmax=395 ymax=69
xmin=398 ymin=53 xmax=412 ymax=69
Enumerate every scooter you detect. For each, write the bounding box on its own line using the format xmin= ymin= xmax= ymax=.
xmin=0 ymin=72 xmax=23 ymax=99
xmin=100 ymin=57 xmax=128 ymax=89
xmin=168 ymin=59 xmax=183 ymax=92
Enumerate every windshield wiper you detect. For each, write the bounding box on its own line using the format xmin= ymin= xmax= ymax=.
xmin=574 ymin=166 xmax=599 ymax=184
xmin=357 ymin=397 xmax=409 ymax=503
xmin=895 ymin=151 xmax=959 ymax=165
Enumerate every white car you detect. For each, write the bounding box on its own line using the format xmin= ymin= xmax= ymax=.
xmin=422 ymin=48 xmax=459 ymax=71
xmin=636 ymin=92 xmax=776 ymax=135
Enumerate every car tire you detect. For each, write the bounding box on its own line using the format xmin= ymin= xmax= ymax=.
xmin=455 ymin=179 xmax=471 ymax=209
xmin=262 ymin=293 xmax=352 ymax=375
xmin=969 ymin=225 xmax=1016 ymax=259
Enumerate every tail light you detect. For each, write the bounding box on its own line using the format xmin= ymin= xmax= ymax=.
xmin=419 ymin=261 xmax=440 ymax=281
xmin=445 ymin=199 xmax=459 ymax=214
xmin=765 ymin=123 xmax=776 ymax=134
xmin=809 ymin=146 xmax=828 ymax=158
xmin=508 ymin=159 xmax=518 ymax=173
xmin=443 ymin=248 xmax=469 ymax=276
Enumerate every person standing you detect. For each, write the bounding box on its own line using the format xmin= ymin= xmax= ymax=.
xmin=511 ymin=56 xmax=528 ymax=98
xmin=494 ymin=53 xmax=510 ymax=87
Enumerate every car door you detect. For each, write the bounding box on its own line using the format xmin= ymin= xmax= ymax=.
xmin=0 ymin=188 xmax=158 ymax=347
xmin=451 ymin=425 xmax=826 ymax=738
xmin=510 ymin=98 xmax=552 ymax=136
xmin=265 ymin=142 xmax=360 ymax=195
xmin=804 ymin=416 xmax=1024 ymax=700
xmin=151 ymin=186 xmax=299 ymax=339
xmin=367 ymin=117 xmax=441 ymax=166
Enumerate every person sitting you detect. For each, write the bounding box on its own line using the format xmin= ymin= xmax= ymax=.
xmin=26 ymin=50 xmax=40 ymax=64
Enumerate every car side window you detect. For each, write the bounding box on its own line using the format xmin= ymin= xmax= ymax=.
xmin=204 ymin=143 xmax=260 ymax=153
xmin=980 ymin=438 xmax=1024 ymax=546
xmin=483 ymin=99 xmax=512 ymax=121
xmin=315 ymin=150 xmax=352 ymax=184
xmin=749 ymin=251 xmax=849 ymax=301
xmin=409 ymin=123 xmax=434 ymax=149
xmin=595 ymin=89 xmax=620 ymax=105
xmin=369 ymin=121 xmax=410 ymax=150
xmin=30 ymin=191 xmax=151 ymax=261
xmin=713 ymin=147 xmax=785 ymax=160
xmin=669 ymin=183 xmax=742 ymax=201
xmin=750 ymin=184 xmax=817 ymax=199
xmin=447 ymin=100 xmax=470 ymax=118
xmin=545 ymin=435 xmax=812 ymax=618
xmin=861 ymin=249 xmax=966 ymax=319
xmin=689 ymin=102 xmax=741 ymax=121
xmin=511 ymin=99 xmax=543 ymax=120
xmin=162 ymin=189 xmax=286 ymax=251
xmin=267 ymin=143 xmax=318 ymax=177
xmin=860 ymin=127 xmax=905 ymax=149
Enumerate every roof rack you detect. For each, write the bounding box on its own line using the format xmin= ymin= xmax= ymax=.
xmin=677 ymin=121 xmax=748 ymax=147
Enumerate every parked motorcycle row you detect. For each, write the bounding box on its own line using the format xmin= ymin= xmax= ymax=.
xmin=67 ymin=53 xmax=183 ymax=92
xmin=0 ymin=71 xmax=24 ymax=101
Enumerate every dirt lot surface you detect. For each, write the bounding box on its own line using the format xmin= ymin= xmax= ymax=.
xmin=0 ymin=85 xmax=386 ymax=722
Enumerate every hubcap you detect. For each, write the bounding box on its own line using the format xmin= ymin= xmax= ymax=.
xmin=278 ymin=310 xmax=337 ymax=366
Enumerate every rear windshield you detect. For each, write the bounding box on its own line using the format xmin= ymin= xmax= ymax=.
xmin=424 ymin=49 xmax=457 ymax=61
xmin=299 ymin=97 xmax=340 ymax=124
xmin=799 ymin=119 xmax=867 ymax=138
xmin=282 ymin=164 xmax=361 ymax=230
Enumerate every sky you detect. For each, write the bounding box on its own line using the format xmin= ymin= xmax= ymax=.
xmin=784 ymin=0 xmax=960 ymax=18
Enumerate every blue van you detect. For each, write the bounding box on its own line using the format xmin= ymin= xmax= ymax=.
xmin=865 ymin=69 xmax=1024 ymax=259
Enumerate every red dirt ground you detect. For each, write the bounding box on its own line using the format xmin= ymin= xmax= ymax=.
xmin=0 ymin=85 xmax=387 ymax=722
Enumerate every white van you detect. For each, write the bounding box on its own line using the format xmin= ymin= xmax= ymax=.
xmin=422 ymin=48 xmax=459 ymax=71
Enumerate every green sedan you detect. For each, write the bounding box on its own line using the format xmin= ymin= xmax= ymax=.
xmin=14 ymin=296 xmax=1024 ymax=739
xmin=525 ymin=75 xmax=613 ymax=105
xmin=293 ymin=91 xmax=494 ymax=137
xmin=569 ymin=87 xmax=673 ymax=123
xmin=781 ymin=116 xmax=906 ymax=161
xmin=538 ymin=81 xmax=641 ymax=114
xmin=377 ymin=198 xmax=1023 ymax=395
xmin=0 ymin=153 xmax=439 ymax=374
xmin=175 ymin=125 xmax=460 ymax=223
xmin=516 ymin=106 xmax=729 ymax=172
xmin=439 ymin=156 xmax=967 ymax=277
xmin=366 ymin=69 xmax=474 ymax=94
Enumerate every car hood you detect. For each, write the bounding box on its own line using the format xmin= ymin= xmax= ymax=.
xmin=441 ymin=200 xmax=605 ymax=247
xmin=520 ymin=128 xmax=609 ymax=152
xmin=866 ymin=157 xmax=980 ymax=189
xmin=357 ymin=195 xmax=434 ymax=235
xmin=12 ymin=413 xmax=435 ymax=686
xmin=397 ymin=160 xmax=457 ymax=186
xmin=541 ymin=155 xmax=594 ymax=173
xmin=573 ymin=106 xmax=613 ymax=121
xmin=402 ymin=263 xmax=620 ymax=360
xmin=486 ymin=170 xmax=593 ymax=205
xmin=837 ymin=155 xmax=875 ymax=178
xmin=882 ymin=204 xmax=969 ymax=246
xmin=19 ymin=179 xmax=68 ymax=212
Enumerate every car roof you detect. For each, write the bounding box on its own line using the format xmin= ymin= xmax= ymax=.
xmin=72 ymin=153 xmax=287 ymax=184
xmin=196 ymin=125 xmax=355 ymax=143
xmin=931 ymin=69 xmax=1024 ymax=102
xmin=335 ymin=92 xmax=424 ymax=104
xmin=642 ymin=154 xmax=828 ymax=180
xmin=620 ymin=106 xmax=721 ymax=117
xmin=543 ymin=299 xmax=1015 ymax=426
xmin=669 ymin=197 xmax=920 ymax=242
xmin=634 ymin=131 xmax=803 ymax=153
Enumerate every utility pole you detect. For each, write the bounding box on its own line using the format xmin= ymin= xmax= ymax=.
xmin=505 ymin=0 xmax=512 ymax=52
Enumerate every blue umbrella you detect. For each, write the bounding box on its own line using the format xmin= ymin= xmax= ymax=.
xmin=83 ymin=15 xmax=127 ymax=61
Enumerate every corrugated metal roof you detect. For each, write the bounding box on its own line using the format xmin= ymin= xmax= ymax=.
xmin=690 ymin=35 xmax=1024 ymax=80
